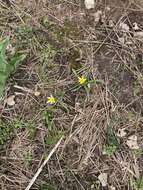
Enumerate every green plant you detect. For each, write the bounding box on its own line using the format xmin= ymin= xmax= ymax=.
xmin=27 ymin=122 xmax=36 ymax=139
xmin=0 ymin=38 xmax=26 ymax=99
xmin=0 ymin=120 xmax=11 ymax=145
xmin=39 ymin=44 xmax=56 ymax=63
xmin=131 ymin=177 xmax=143 ymax=190
xmin=45 ymin=130 xmax=64 ymax=145
xmin=44 ymin=109 xmax=54 ymax=131
xmin=15 ymin=26 xmax=34 ymax=49
xmin=43 ymin=109 xmax=64 ymax=145
xmin=12 ymin=119 xmax=24 ymax=129
xmin=90 ymin=181 xmax=100 ymax=189
xmin=39 ymin=183 xmax=57 ymax=190
xmin=103 ymin=125 xmax=119 ymax=156
xmin=72 ymin=69 xmax=103 ymax=95
xmin=0 ymin=119 xmax=32 ymax=147
xmin=107 ymin=126 xmax=119 ymax=147
xmin=133 ymin=149 xmax=143 ymax=157
xmin=24 ymin=151 xmax=33 ymax=166
xmin=0 ymin=119 xmax=23 ymax=146
xmin=103 ymin=145 xmax=117 ymax=156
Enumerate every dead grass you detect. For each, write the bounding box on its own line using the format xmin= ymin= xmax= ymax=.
xmin=0 ymin=0 xmax=143 ymax=189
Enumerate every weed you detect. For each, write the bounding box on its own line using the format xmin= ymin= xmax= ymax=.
xmin=131 ymin=177 xmax=143 ymax=190
xmin=36 ymin=44 xmax=57 ymax=83
xmin=44 ymin=109 xmax=54 ymax=131
xmin=0 ymin=119 xmax=35 ymax=147
xmin=24 ymin=151 xmax=33 ymax=167
xmin=46 ymin=92 xmax=69 ymax=113
xmin=72 ymin=69 xmax=102 ymax=101
xmin=103 ymin=145 xmax=118 ymax=156
xmin=54 ymin=92 xmax=69 ymax=113
xmin=78 ymin=75 xmax=87 ymax=85
xmin=47 ymin=95 xmax=57 ymax=105
xmin=90 ymin=181 xmax=100 ymax=189
xmin=39 ymin=44 xmax=56 ymax=64
xmin=103 ymin=125 xmax=119 ymax=156
xmin=0 ymin=120 xmax=11 ymax=146
xmin=0 ymin=38 xmax=26 ymax=99
xmin=43 ymin=109 xmax=64 ymax=145
xmin=45 ymin=130 xmax=64 ymax=145
xmin=0 ymin=119 xmax=23 ymax=146
xmin=27 ymin=122 xmax=36 ymax=140
xmin=15 ymin=26 xmax=34 ymax=49
xmin=39 ymin=183 xmax=57 ymax=190
xmin=107 ymin=125 xmax=119 ymax=147
xmin=133 ymin=149 xmax=143 ymax=157
xmin=73 ymin=69 xmax=101 ymax=87
xmin=12 ymin=119 xmax=24 ymax=129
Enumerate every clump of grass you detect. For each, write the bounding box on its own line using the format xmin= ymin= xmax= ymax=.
xmin=131 ymin=177 xmax=143 ymax=190
xmin=39 ymin=183 xmax=57 ymax=190
xmin=15 ymin=25 xmax=34 ymax=49
xmin=24 ymin=150 xmax=33 ymax=167
xmin=103 ymin=125 xmax=119 ymax=156
xmin=43 ymin=103 xmax=64 ymax=145
xmin=26 ymin=121 xmax=36 ymax=140
xmin=0 ymin=119 xmax=23 ymax=146
xmin=0 ymin=119 xmax=36 ymax=147
xmin=0 ymin=120 xmax=11 ymax=146
xmin=43 ymin=109 xmax=54 ymax=131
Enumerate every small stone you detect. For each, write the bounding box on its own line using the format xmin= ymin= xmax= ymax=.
xmin=98 ymin=173 xmax=108 ymax=187
xmin=84 ymin=0 xmax=95 ymax=9
xmin=5 ymin=95 xmax=15 ymax=106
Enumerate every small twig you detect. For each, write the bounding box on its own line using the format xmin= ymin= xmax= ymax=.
xmin=14 ymin=85 xmax=33 ymax=94
xmin=25 ymin=137 xmax=63 ymax=190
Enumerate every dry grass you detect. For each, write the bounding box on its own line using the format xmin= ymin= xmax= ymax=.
xmin=0 ymin=0 xmax=143 ymax=189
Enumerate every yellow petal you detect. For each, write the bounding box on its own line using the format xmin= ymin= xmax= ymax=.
xmin=78 ymin=76 xmax=87 ymax=85
xmin=47 ymin=95 xmax=56 ymax=104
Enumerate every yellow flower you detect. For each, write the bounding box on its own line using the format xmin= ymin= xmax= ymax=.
xmin=78 ymin=75 xmax=87 ymax=85
xmin=47 ymin=95 xmax=56 ymax=104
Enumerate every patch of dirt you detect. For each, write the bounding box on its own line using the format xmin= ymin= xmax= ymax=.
xmin=128 ymin=11 xmax=143 ymax=29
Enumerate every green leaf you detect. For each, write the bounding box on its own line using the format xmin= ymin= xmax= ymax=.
xmin=45 ymin=131 xmax=64 ymax=145
xmin=7 ymin=53 xmax=26 ymax=75
xmin=103 ymin=145 xmax=117 ymax=156
xmin=103 ymin=124 xmax=119 ymax=156
xmin=40 ymin=183 xmax=57 ymax=190
xmin=72 ymin=68 xmax=79 ymax=77
xmin=0 ymin=39 xmax=8 ymax=72
xmin=107 ymin=126 xmax=119 ymax=147
xmin=44 ymin=110 xmax=54 ymax=131
xmin=0 ymin=38 xmax=26 ymax=99
xmin=0 ymin=38 xmax=9 ymax=60
xmin=131 ymin=177 xmax=143 ymax=190
xmin=88 ymin=79 xmax=104 ymax=85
